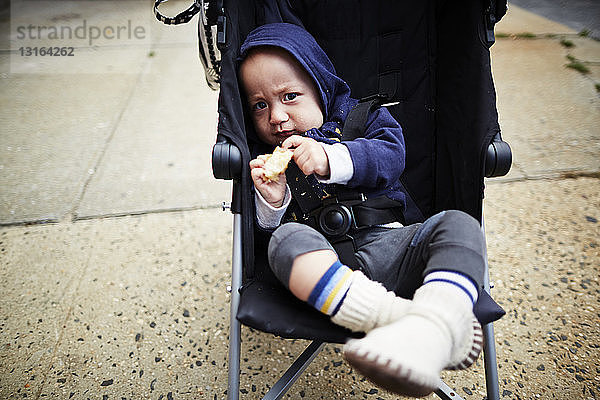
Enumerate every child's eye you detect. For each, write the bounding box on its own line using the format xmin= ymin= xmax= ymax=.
xmin=283 ymin=93 xmax=298 ymax=101
xmin=253 ymin=101 xmax=267 ymax=111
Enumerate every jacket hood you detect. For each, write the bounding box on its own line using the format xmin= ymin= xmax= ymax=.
xmin=239 ymin=23 xmax=354 ymax=128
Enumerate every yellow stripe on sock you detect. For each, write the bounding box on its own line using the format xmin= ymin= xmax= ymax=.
xmin=320 ymin=270 xmax=353 ymax=314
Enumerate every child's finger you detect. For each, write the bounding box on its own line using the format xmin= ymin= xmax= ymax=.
xmin=278 ymin=173 xmax=287 ymax=185
xmin=281 ymin=135 xmax=306 ymax=149
xmin=296 ymin=155 xmax=315 ymax=176
xmin=293 ymin=142 xmax=329 ymax=177
xmin=250 ymin=167 xmax=266 ymax=183
xmin=249 ymin=158 xmax=265 ymax=169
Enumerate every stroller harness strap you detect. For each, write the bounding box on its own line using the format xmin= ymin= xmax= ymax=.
xmin=285 ymin=161 xmax=324 ymax=215
xmin=340 ymin=96 xmax=384 ymax=142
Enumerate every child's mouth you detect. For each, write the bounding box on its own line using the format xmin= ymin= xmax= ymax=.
xmin=276 ymin=130 xmax=295 ymax=139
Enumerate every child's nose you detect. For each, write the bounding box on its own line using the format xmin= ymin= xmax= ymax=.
xmin=269 ymin=105 xmax=289 ymax=125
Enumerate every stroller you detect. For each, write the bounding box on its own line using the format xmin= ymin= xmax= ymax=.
xmin=155 ymin=0 xmax=512 ymax=399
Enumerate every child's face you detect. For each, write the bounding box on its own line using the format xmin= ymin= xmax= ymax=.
xmin=240 ymin=47 xmax=324 ymax=146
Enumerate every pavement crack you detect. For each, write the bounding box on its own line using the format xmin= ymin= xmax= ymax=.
xmin=0 ymin=218 xmax=60 ymax=228
xmin=0 ymin=204 xmax=225 ymax=227
xmin=72 ymin=204 xmax=225 ymax=222
xmin=34 ymin=250 xmax=93 ymax=400
xmin=68 ymin=48 xmax=156 ymax=222
xmin=558 ymin=171 xmax=600 ymax=180
xmin=33 ymin=305 xmax=73 ymax=400
xmin=487 ymin=169 xmax=600 ymax=184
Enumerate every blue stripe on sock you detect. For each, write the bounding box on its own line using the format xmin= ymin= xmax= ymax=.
xmin=331 ymin=290 xmax=349 ymax=316
xmin=314 ymin=267 xmax=350 ymax=311
xmin=425 ymin=278 xmax=475 ymax=304
xmin=307 ymin=260 xmax=343 ymax=307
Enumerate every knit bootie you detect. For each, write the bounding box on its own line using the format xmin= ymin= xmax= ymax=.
xmin=331 ymin=270 xmax=411 ymax=333
xmin=342 ymin=282 xmax=483 ymax=397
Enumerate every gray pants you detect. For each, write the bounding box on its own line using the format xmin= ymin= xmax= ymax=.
xmin=268 ymin=210 xmax=485 ymax=299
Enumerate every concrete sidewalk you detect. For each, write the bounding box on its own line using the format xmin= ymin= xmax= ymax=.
xmin=1 ymin=2 xmax=599 ymax=399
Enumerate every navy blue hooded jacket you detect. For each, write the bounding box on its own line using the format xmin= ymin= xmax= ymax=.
xmin=240 ymin=23 xmax=407 ymax=208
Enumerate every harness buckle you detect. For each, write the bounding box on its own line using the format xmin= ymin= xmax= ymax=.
xmin=318 ymin=203 xmax=354 ymax=238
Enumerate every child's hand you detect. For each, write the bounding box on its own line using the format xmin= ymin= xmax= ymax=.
xmin=282 ymin=136 xmax=330 ymax=178
xmin=250 ymin=157 xmax=287 ymax=208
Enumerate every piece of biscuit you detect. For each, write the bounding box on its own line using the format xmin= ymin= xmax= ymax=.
xmin=258 ymin=146 xmax=294 ymax=182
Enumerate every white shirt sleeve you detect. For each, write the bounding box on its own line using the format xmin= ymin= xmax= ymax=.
xmin=255 ymin=185 xmax=292 ymax=229
xmin=317 ymin=142 xmax=354 ymax=184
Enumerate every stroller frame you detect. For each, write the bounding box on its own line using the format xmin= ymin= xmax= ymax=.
xmin=205 ymin=1 xmax=513 ymax=399
xmin=153 ymin=0 xmax=512 ymax=397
